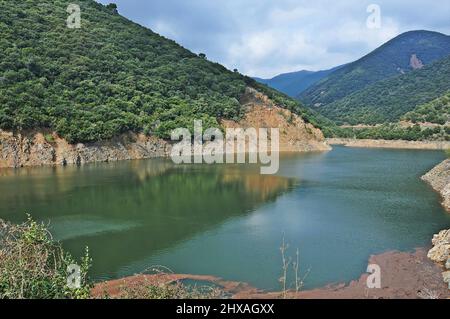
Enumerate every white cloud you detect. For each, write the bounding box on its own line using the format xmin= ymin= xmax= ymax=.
xmin=97 ymin=0 xmax=450 ymax=78
xmin=151 ymin=20 xmax=179 ymax=39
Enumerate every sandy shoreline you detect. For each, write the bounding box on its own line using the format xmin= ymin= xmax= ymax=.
xmin=92 ymin=248 xmax=449 ymax=299
xmin=327 ymin=138 xmax=450 ymax=150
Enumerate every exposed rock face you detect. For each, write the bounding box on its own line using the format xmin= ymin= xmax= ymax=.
xmin=0 ymin=130 xmax=170 ymax=168
xmin=427 ymin=229 xmax=450 ymax=289
xmin=443 ymin=271 xmax=450 ymax=287
xmin=410 ymin=54 xmax=424 ymax=70
xmin=428 ymin=230 xmax=450 ymax=262
xmin=422 ymin=159 xmax=450 ymax=212
xmin=223 ymin=87 xmax=331 ymax=153
xmin=0 ymin=88 xmax=330 ymax=168
xmin=423 ymin=162 xmax=450 ymax=289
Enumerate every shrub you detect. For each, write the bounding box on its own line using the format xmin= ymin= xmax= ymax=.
xmin=0 ymin=216 xmax=92 ymax=299
xmin=110 ymin=280 xmax=225 ymax=299
xmin=44 ymin=134 xmax=55 ymax=143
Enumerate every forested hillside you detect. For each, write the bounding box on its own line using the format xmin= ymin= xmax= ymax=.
xmin=403 ymin=92 xmax=450 ymax=125
xmin=317 ymin=55 xmax=450 ymax=125
xmin=0 ymin=0 xmax=316 ymax=143
xmin=300 ymin=31 xmax=450 ymax=107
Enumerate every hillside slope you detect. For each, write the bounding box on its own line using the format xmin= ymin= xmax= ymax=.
xmin=0 ymin=88 xmax=330 ymax=168
xmin=0 ymin=0 xmax=323 ymax=145
xmin=318 ymin=55 xmax=450 ymax=125
xmin=403 ymin=92 xmax=450 ymax=125
xmin=300 ymin=31 xmax=450 ymax=107
xmin=254 ymin=65 xmax=342 ymax=97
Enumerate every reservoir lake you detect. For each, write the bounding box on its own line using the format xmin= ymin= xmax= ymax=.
xmin=0 ymin=146 xmax=449 ymax=290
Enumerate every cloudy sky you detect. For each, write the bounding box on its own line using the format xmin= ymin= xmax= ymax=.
xmin=97 ymin=0 xmax=450 ymax=78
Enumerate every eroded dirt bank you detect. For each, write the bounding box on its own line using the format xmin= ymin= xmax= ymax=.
xmin=328 ymin=138 xmax=450 ymax=150
xmin=92 ymin=248 xmax=449 ymax=299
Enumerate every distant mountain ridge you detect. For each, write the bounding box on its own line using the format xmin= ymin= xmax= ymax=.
xmin=300 ymin=30 xmax=450 ymax=107
xmin=254 ymin=65 xmax=342 ymax=97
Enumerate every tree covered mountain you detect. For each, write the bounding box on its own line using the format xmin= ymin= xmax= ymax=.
xmin=317 ymin=55 xmax=450 ymax=125
xmin=0 ymin=0 xmax=318 ymax=143
xmin=300 ymin=31 xmax=450 ymax=108
xmin=254 ymin=65 xmax=342 ymax=98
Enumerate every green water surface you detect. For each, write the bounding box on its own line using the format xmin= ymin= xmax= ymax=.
xmin=0 ymin=146 xmax=448 ymax=290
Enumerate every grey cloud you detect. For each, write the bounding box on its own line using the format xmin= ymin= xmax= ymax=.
xmin=97 ymin=0 xmax=450 ymax=78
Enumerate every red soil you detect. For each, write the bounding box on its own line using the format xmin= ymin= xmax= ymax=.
xmin=92 ymin=248 xmax=449 ymax=299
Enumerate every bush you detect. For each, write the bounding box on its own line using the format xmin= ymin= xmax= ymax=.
xmin=330 ymin=124 xmax=448 ymax=141
xmin=108 ymin=279 xmax=224 ymax=299
xmin=44 ymin=134 xmax=55 ymax=143
xmin=0 ymin=216 xmax=92 ymax=299
xmin=0 ymin=217 xmax=223 ymax=299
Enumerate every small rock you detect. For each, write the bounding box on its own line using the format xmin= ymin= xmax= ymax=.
xmin=446 ymin=258 xmax=450 ymax=270
xmin=432 ymin=229 xmax=450 ymax=246
xmin=442 ymin=271 xmax=450 ymax=283
xmin=427 ymin=244 xmax=450 ymax=263
xmin=428 ymin=229 xmax=450 ymax=263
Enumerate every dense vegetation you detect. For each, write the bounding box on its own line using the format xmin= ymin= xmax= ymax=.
xmin=0 ymin=216 xmax=91 ymax=299
xmin=315 ymin=55 xmax=450 ymax=125
xmin=0 ymin=0 xmax=318 ymax=143
xmin=332 ymin=124 xmax=449 ymax=141
xmin=1 ymin=1 xmax=446 ymax=143
xmin=403 ymin=92 xmax=450 ymax=125
xmin=0 ymin=217 xmax=224 ymax=299
xmin=300 ymin=31 xmax=450 ymax=107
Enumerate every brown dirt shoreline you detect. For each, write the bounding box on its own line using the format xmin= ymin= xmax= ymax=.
xmin=327 ymin=138 xmax=450 ymax=150
xmin=92 ymin=248 xmax=449 ymax=299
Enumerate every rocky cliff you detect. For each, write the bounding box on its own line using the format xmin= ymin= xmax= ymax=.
xmin=0 ymin=130 xmax=170 ymax=168
xmin=427 ymin=229 xmax=450 ymax=289
xmin=424 ymin=160 xmax=450 ymax=289
xmin=224 ymin=88 xmax=331 ymax=153
xmin=0 ymin=88 xmax=330 ymax=168
xmin=422 ymin=159 xmax=450 ymax=211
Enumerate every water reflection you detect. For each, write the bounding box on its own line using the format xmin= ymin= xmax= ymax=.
xmin=1 ymin=148 xmax=448 ymax=289
xmin=0 ymin=159 xmax=297 ymax=280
